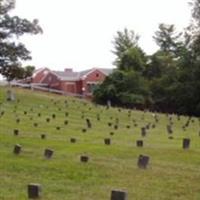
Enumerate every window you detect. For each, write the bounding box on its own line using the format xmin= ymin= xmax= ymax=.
xmin=96 ymin=73 xmax=99 ymax=77
xmin=87 ymin=83 xmax=98 ymax=93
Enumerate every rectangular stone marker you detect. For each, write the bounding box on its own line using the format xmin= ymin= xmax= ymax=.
xmin=166 ymin=125 xmax=173 ymax=134
xmin=80 ymin=155 xmax=89 ymax=163
xmin=7 ymin=90 xmax=15 ymax=101
xmin=86 ymin=118 xmax=92 ymax=128
xmin=44 ymin=149 xmax=54 ymax=158
xmin=183 ymin=138 xmax=190 ymax=149
xmin=136 ymin=140 xmax=143 ymax=147
xmin=137 ymin=154 xmax=149 ymax=169
xmin=13 ymin=129 xmax=19 ymax=136
xmin=141 ymin=127 xmax=146 ymax=137
xmin=13 ymin=144 xmax=21 ymax=154
xmin=104 ymin=138 xmax=111 ymax=145
xmin=28 ymin=183 xmax=41 ymax=199
xmin=70 ymin=138 xmax=76 ymax=143
xmin=41 ymin=134 xmax=46 ymax=139
xmin=111 ymin=190 xmax=128 ymax=200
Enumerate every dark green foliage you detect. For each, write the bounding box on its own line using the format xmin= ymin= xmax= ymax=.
xmin=0 ymin=0 xmax=42 ymax=80
xmin=94 ymin=2 xmax=200 ymax=116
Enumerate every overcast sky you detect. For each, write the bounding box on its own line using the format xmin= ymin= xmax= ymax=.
xmin=12 ymin=0 xmax=191 ymax=72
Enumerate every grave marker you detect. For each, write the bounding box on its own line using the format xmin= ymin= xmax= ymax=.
xmin=136 ymin=140 xmax=143 ymax=147
xmin=104 ymin=138 xmax=111 ymax=145
xmin=13 ymin=144 xmax=21 ymax=155
xmin=137 ymin=154 xmax=149 ymax=169
xmin=70 ymin=138 xmax=76 ymax=143
xmin=80 ymin=155 xmax=89 ymax=163
xmin=44 ymin=149 xmax=54 ymax=159
xmin=111 ymin=190 xmax=128 ymax=200
xmin=183 ymin=138 xmax=190 ymax=149
xmin=28 ymin=183 xmax=41 ymax=199
xmin=41 ymin=134 xmax=46 ymax=139
xmin=13 ymin=129 xmax=19 ymax=136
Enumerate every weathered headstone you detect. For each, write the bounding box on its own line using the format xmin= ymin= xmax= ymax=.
xmin=86 ymin=118 xmax=92 ymax=128
xmin=80 ymin=155 xmax=89 ymax=163
xmin=108 ymin=122 xmax=112 ymax=127
xmin=13 ymin=144 xmax=21 ymax=155
xmin=7 ymin=90 xmax=15 ymax=101
xmin=56 ymin=126 xmax=60 ymax=130
xmin=104 ymin=138 xmax=111 ymax=145
xmin=110 ymin=132 xmax=115 ymax=136
xmin=65 ymin=112 xmax=69 ymax=117
xmin=13 ymin=129 xmax=19 ymax=136
xmin=166 ymin=124 xmax=173 ymax=134
xmin=27 ymin=183 xmax=41 ymax=199
xmin=126 ymin=125 xmax=130 ymax=129
xmin=82 ymin=128 xmax=87 ymax=133
xmin=183 ymin=138 xmax=190 ymax=149
xmin=114 ymin=125 xmax=118 ymax=130
xmin=33 ymin=123 xmax=38 ymax=127
xmin=41 ymin=134 xmax=46 ymax=139
xmin=70 ymin=138 xmax=76 ymax=143
xmin=16 ymin=118 xmax=20 ymax=124
xmin=137 ymin=154 xmax=149 ymax=169
xmin=136 ymin=140 xmax=143 ymax=147
xmin=44 ymin=149 xmax=54 ymax=159
xmin=111 ymin=190 xmax=128 ymax=200
xmin=141 ymin=127 xmax=146 ymax=137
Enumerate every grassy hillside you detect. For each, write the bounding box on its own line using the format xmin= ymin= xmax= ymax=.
xmin=0 ymin=87 xmax=200 ymax=200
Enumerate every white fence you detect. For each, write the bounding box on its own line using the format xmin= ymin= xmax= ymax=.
xmin=10 ymin=82 xmax=84 ymax=98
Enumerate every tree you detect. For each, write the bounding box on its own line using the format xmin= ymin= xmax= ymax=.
xmin=23 ymin=65 xmax=35 ymax=78
xmin=0 ymin=0 xmax=42 ymax=81
xmin=153 ymin=23 xmax=182 ymax=56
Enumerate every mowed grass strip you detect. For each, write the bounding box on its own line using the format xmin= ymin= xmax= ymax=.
xmin=0 ymin=86 xmax=200 ymax=200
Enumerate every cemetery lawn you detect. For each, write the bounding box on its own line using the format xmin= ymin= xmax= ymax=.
xmin=1 ymin=86 xmax=200 ymax=200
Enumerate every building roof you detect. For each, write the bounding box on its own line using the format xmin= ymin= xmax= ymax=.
xmin=52 ymin=68 xmax=114 ymax=81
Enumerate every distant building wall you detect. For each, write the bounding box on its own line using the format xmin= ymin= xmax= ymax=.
xmin=82 ymin=69 xmax=107 ymax=95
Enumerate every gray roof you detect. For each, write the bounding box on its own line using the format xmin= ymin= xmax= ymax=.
xmin=52 ymin=68 xmax=114 ymax=81
xmin=52 ymin=71 xmax=80 ymax=81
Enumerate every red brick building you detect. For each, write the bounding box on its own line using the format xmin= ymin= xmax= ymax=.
xmin=32 ymin=67 xmax=113 ymax=96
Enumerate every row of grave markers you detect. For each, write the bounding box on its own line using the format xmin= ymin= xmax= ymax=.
xmin=28 ymin=183 xmax=128 ymax=199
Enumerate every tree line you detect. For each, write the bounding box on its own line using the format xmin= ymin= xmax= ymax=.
xmin=93 ymin=0 xmax=200 ymax=116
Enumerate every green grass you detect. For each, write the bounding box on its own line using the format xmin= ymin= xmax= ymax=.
xmin=0 ymin=86 xmax=200 ymax=200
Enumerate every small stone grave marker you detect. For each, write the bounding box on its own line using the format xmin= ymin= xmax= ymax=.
xmin=136 ymin=140 xmax=143 ymax=147
xmin=44 ymin=149 xmax=54 ymax=159
xmin=13 ymin=129 xmax=19 ymax=136
xmin=70 ymin=138 xmax=76 ymax=143
xmin=7 ymin=90 xmax=15 ymax=101
xmin=183 ymin=138 xmax=190 ymax=149
xmin=82 ymin=128 xmax=87 ymax=133
xmin=104 ymin=138 xmax=111 ymax=145
xmin=111 ymin=190 xmax=128 ymax=200
xmin=86 ymin=118 xmax=92 ymax=128
xmin=80 ymin=155 xmax=89 ymax=163
xmin=27 ymin=183 xmax=41 ymax=199
xmin=13 ymin=144 xmax=21 ymax=155
xmin=41 ymin=134 xmax=46 ymax=139
xmin=141 ymin=127 xmax=146 ymax=137
xmin=137 ymin=154 xmax=149 ymax=169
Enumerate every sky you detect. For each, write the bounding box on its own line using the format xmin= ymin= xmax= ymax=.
xmin=11 ymin=0 xmax=192 ymax=72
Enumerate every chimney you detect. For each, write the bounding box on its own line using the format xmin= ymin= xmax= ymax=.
xmin=64 ymin=68 xmax=73 ymax=73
